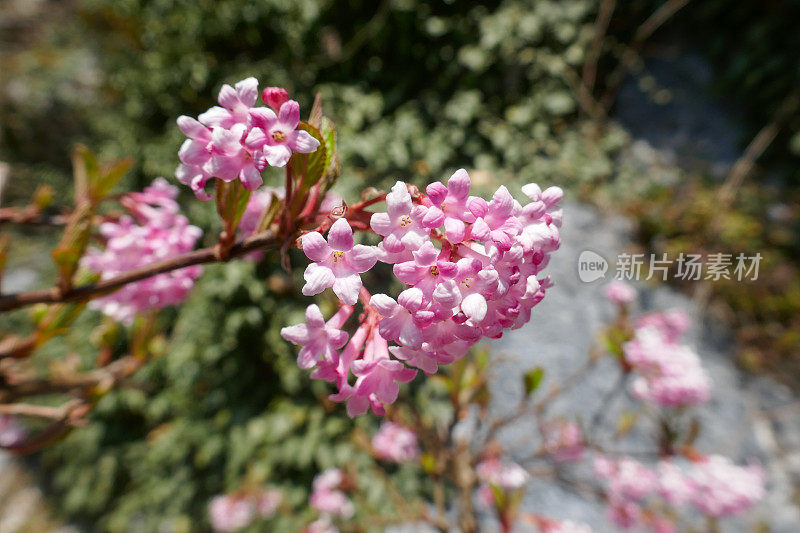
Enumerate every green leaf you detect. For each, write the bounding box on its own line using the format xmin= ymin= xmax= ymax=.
xmin=523 ymin=366 xmax=544 ymax=395
xmin=92 ymin=158 xmax=134 ymax=202
xmin=288 ymin=122 xmax=326 ymax=212
xmin=215 ymin=179 xmax=252 ymax=234
xmin=52 ymin=201 xmax=94 ymax=287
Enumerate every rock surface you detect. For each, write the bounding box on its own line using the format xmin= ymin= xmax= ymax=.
xmin=487 ymin=200 xmax=800 ymax=532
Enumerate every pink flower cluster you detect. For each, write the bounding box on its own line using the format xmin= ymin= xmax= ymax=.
xmin=208 ymin=488 xmax=282 ymax=532
xmin=372 ymin=421 xmax=420 ymax=463
xmin=83 ymin=178 xmax=203 ymax=324
xmin=542 ymin=420 xmax=585 ymax=463
xmin=309 ymin=468 xmax=354 ymax=520
xmin=594 ymin=454 xmax=764 ymax=529
xmin=282 ymin=171 xmax=562 ymax=416
xmin=623 ymin=311 xmax=710 ymax=408
xmin=176 ymin=79 xmax=320 ymax=199
xmin=476 ymin=457 xmax=530 ymax=509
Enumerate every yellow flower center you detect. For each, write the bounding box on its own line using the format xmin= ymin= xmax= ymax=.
xmin=272 ymin=131 xmax=286 ymax=142
xmin=430 ymin=266 xmax=439 ymax=276
xmin=332 ymin=251 xmax=344 ymax=262
xmin=400 ymin=215 xmax=412 ymax=227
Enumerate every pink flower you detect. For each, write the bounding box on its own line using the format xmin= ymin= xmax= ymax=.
xmin=177 ymin=78 xmax=319 ymax=198
xmin=422 ymin=169 xmax=485 ymax=242
xmin=280 ymin=304 xmax=351 ymax=369
xmin=209 ymin=495 xmax=255 ymax=533
xmin=635 ymin=310 xmax=691 ymax=344
xmin=688 ymin=455 xmax=765 ymax=518
xmin=372 ymin=422 xmax=419 ymax=463
xmin=542 ymin=420 xmax=585 ymax=463
xmin=262 ymin=86 xmax=290 ymax=111
xmin=594 ymin=456 xmax=657 ymax=502
xmin=300 ymin=219 xmax=378 ymax=305
xmin=199 ymin=77 xmax=260 ymax=128
xmin=393 ymin=241 xmax=458 ymax=298
xmin=209 ymin=123 xmax=267 ymax=190
xmin=470 ymin=186 xmax=522 ymax=251
xmin=370 ymin=289 xmax=427 ymax=349
xmin=476 ymin=458 xmax=529 ymax=490
xmin=370 ymin=181 xmax=429 ymax=263
xmin=624 ymin=325 xmax=710 ymax=408
xmin=83 ymin=179 xmax=203 ymax=324
xmin=246 ymin=100 xmax=320 ymax=167
xmin=309 ymin=469 xmax=354 ymax=519
xmin=657 ymin=460 xmax=695 ymax=506
xmin=255 ymin=489 xmax=283 ymax=519
xmin=604 ymin=280 xmax=636 ymax=305
xmin=176 ymin=116 xmax=214 ymax=200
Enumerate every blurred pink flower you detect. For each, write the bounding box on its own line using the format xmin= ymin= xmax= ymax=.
xmin=688 ymin=455 xmax=765 ymax=518
xmin=0 ymin=415 xmax=25 ymax=448
xmin=209 ymin=495 xmax=255 ymax=533
xmin=83 ymin=179 xmax=202 ymax=324
xmin=309 ymin=469 xmax=354 ymax=519
xmin=542 ymin=420 xmax=585 ymax=463
xmin=604 ymin=280 xmax=636 ymax=305
xmin=372 ymin=422 xmax=419 ymax=463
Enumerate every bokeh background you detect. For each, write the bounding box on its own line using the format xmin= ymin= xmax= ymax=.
xmin=1 ymin=0 xmax=799 ymax=531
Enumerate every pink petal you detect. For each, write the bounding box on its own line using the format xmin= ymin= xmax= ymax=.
xmin=240 ymin=164 xmax=263 ymax=190
xmin=426 ymin=182 xmax=448 ymax=206
xmin=302 ymin=232 xmax=331 ymax=262
xmin=262 ymin=86 xmax=290 ymax=110
xmin=198 ymin=106 xmax=234 ymax=128
xmin=347 ymin=245 xmax=378 ymax=273
xmin=447 ymin=169 xmax=471 ymax=199
xmin=490 ymin=185 xmax=514 ymax=216
xmin=521 ymin=183 xmax=542 ymax=201
xmin=382 ymin=233 xmax=404 ymax=253
xmin=386 ymin=181 xmax=411 ymax=219
xmin=461 ymin=293 xmax=488 ymax=323
xmin=413 ymin=241 xmax=439 ymax=266
xmin=211 ymin=127 xmax=242 ymax=156
xmin=542 ymin=186 xmax=563 ymax=206
xmin=287 ymin=130 xmax=320 ymax=153
xmin=369 ymin=294 xmax=399 ymax=316
xmin=234 ymin=77 xmax=259 ymax=107
xmin=263 ymin=144 xmax=292 ymax=167
xmin=278 ymin=100 xmax=301 ymax=130
xmin=470 ymin=218 xmax=491 ymax=240
xmin=302 ymin=263 xmax=335 ymax=296
xmin=369 ymin=212 xmax=392 ymax=236
xmin=210 ymin=153 xmax=243 ymax=181
xmin=422 ymin=206 xmax=445 ymax=228
xmin=280 ymin=323 xmax=310 ymax=345
xmin=244 ymin=128 xmax=268 ymax=151
xmin=327 ymin=218 xmax=354 ymax=251
xmin=467 ymin=197 xmax=489 ymax=218
xmin=178 ymin=139 xmax=209 ymax=166
xmin=249 ymin=107 xmax=278 ymax=129
xmin=305 ymin=304 xmax=326 ymax=327
xmin=218 ymin=84 xmax=240 ymax=109
xmin=177 ymin=116 xmax=210 ymax=141
xmin=397 ymin=287 xmax=424 ymax=311
xmin=443 ymin=217 xmax=466 ymax=243
xmin=332 ymin=273 xmax=362 ymax=305
xmin=392 ymin=262 xmax=420 ymax=285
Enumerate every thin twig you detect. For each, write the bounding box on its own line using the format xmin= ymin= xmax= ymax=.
xmin=582 ymin=0 xmax=617 ymax=95
xmin=600 ymin=0 xmax=692 ymax=110
xmin=0 ymin=228 xmax=279 ymax=313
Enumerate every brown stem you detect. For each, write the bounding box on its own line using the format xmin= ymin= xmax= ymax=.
xmin=0 ymin=228 xmax=279 ymax=313
xmin=0 ymin=399 xmax=84 ymax=421
xmin=582 ymin=0 xmax=617 ymax=96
